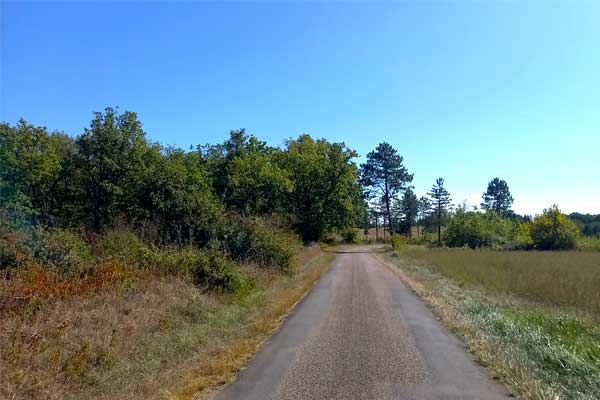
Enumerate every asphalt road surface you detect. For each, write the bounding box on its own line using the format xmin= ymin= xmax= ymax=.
xmin=213 ymin=246 xmax=510 ymax=400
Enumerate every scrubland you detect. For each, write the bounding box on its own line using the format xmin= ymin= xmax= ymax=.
xmin=0 ymin=240 xmax=332 ymax=400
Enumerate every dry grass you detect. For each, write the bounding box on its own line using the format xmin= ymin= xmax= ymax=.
xmin=0 ymin=245 xmax=334 ymax=400
xmin=173 ymin=247 xmax=334 ymax=400
xmin=402 ymin=247 xmax=600 ymax=317
xmin=378 ymin=247 xmax=600 ymax=400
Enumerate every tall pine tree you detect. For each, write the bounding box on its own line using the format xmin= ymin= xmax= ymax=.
xmin=481 ymin=177 xmax=513 ymax=216
xmin=428 ymin=178 xmax=452 ymax=244
xmin=359 ymin=142 xmax=413 ymax=234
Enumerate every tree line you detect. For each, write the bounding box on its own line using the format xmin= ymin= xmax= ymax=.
xmin=0 ymin=108 xmax=364 ymax=246
xmin=359 ymin=142 xmax=583 ymax=250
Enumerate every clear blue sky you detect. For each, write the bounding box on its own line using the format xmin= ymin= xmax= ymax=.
xmin=2 ymin=1 xmax=599 ymax=215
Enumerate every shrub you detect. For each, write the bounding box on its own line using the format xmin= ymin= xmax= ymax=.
xmin=444 ymin=209 xmax=532 ymax=249
xmin=248 ymin=221 xmax=298 ymax=272
xmin=221 ymin=216 xmax=299 ymax=271
xmin=531 ymin=206 xmax=580 ymax=250
xmin=391 ymin=234 xmax=407 ymax=249
xmin=342 ymin=228 xmax=358 ymax=243
xmin=33 ymin=229 xmax=93 ymax=275
xmin=188 ymin=246 xmax=246 ymax=292
xmin=98 ymin=230 xmax=160 ymax=270
xmin=0 ymin=225 xmax=30 ymax=269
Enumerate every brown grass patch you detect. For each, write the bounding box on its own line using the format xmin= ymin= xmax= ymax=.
xmin=0 ymin=245 xmax=333 ymax=400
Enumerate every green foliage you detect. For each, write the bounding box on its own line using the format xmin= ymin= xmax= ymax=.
xmin=247 ymin=220 xmax=299 ymax=271
xmin=32 ymin=229 xmax=93 ymax=275
xmin=428 ymin=178 xmax=452 ymax=243
xmin=220 ymin=216 xmax=299 ymax=271
xmin=578 ymin=236 xmax=600 ymax=252
xmin=570 ymin=213 xmax=600 ymax=236
xmin=398 ymin=188 xmax=418 ymax=236
xmin=469 ymin=305 xmax=600 ymax=399
xmin=444 ymin=208 xmax=532 ymax=249
xmin=281 ymin=135 xmax=364 ymax=241
xmin=391 ymin=233 xmax=407 ymax=249
xmin=189 ymin=247 xmax=246 ymax=293
xmin=531 ymin=206 xmax=580 ymax=250
xmin=360 ymin=142 xmax=413 ymax=232
xmin=98 ymin=230 xmax=245 ymax=291
xmin=227 ymin=149 xmax=293 ymax=216
xmin=342 ymin=228 xmax=358 ymax=243
xmin=481 ymin=178 xmax=514 ymax=216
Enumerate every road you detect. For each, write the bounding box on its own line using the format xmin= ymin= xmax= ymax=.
xmin=212 ymin=246 xmax=510 ymax=400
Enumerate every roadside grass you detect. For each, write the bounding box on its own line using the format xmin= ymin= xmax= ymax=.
xmin=402 ymin=246 xmax=600 ymax=317
xmin=0 ymin=245 xmax=333 ymax=400
xmin=379 ymin=247 xmax=600 ymax=400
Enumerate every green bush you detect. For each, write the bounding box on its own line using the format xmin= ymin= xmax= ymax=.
xmin=221 ymin=216 xmax=299 ymax=271
xmin=188 ymin=246 xmax=246 ymax=292
xmin=98 ymin=230 xmax=246 ymax=292
xmin=444 ymin=209 xmax=532 ymax=249
xmin=391 ymin=234 xmax=407 ymax=249
xmin=98 ymin=230 xmax=160 ymax=269
xmin=34 ymin=229 xmax=93 ymax=275
xmin=531 ymin=206 xmax=580 ymax=250
xmin=342 ymin=228 xmax=358 ymax=243
xmin=248 ymin=221 xmax=298 ymax=271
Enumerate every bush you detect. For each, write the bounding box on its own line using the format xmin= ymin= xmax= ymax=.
xmin=33 ymin=229 xmax=93 ymax=275
xmin=342 ymin=228 xmax=358 ymax=243
xmin=0 ymin=225 xmax=29 ymax=269
xmin=444 ymin=209 xmax=532 ymax=249
xmin=391 ymin=234 xmax=407 ymax=249
xmin=221 ymin=216 xmax=299 ymax=271
xmin=99 ymin=231 xmax=246 ymax=291
xmin=98 ymin=230 xmax=160 ymax=270
xmin=531 ymin=206 xmax=580 ymax=250
xmin=189 ymin=247 xmax=246 ymax=292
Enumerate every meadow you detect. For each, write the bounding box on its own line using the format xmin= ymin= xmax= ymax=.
xmin=384 ymin=246 xmax=600 ymax=399
xmin=402 ymin=247 xmax=600 ymax=317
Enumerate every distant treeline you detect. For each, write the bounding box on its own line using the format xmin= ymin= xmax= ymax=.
xmin=569 ymin=213 xmax=600 ymax=236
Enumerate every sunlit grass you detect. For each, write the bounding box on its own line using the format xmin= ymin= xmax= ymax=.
xmin=402 ymin=247 xmax=600 ymax=317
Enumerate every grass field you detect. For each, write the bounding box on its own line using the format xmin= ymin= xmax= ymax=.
xmin=402 ymin=247 xmax=600 ymax=317
xmin=382 ymin=246 xmax=600 ymax=400
xmin=0 ymin=246 xmax=334 ymax=400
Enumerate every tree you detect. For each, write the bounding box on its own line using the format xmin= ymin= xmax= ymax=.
xmin=399 ymin=188 xmax=418 ymax=238
xmin=416 ymin=196 xmax=431 ymax=238
xmin=76 ymin=107 xmax=147 ymax=231
xmin=481 ymin=178 xmax=513 ymax=216
xmin=227 ymin=152 xmax=293 ymax=215
xmin=360 ymin=142 xmax=413 ymax=234
xmin=531 ymin=205 xmax=580 ymax=250
xmin=279 ymin=135 xmax=363 ymax=241
xmin=428 ymin=178 xmax=452 ymax=244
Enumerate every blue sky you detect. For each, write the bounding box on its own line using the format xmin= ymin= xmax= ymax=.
xmin=1 ymin=1 xmax=599 ymax=215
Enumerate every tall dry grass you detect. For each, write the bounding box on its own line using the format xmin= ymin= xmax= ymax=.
xmin=0 ymin=245 xmax=331 ymax=400
xmin=403 ymin=247 xmax=600 ymax=316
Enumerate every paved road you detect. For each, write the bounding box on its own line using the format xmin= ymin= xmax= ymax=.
xmin=213 ymin=246 xmax=510 ymax=400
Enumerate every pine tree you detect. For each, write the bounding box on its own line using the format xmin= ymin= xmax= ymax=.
xmin=400 ymin=188 xmax=418 ymax=238
xmin=481 ymin=177 xmax=514 ymax=216
xmin=360 ymin=142 xmax=413 ymax=234
xmin=428 ymin=178 xmax=452 ymax=244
